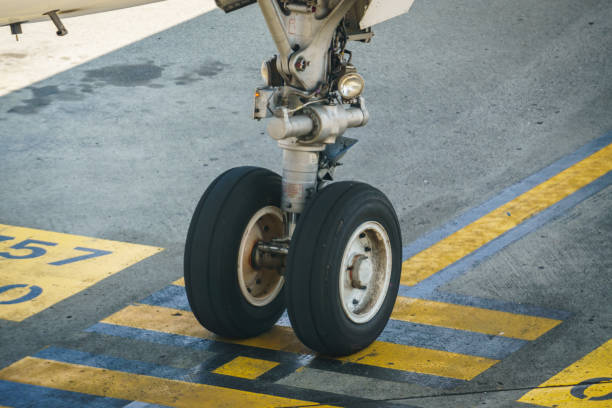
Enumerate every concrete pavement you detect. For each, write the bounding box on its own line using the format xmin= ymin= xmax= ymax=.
xmin=0 ymin=0 xmax=610 ymax=406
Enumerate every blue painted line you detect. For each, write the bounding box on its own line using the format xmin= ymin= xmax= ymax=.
xmin=380 ymin=320 xmax=525 ymax=360
xmin=35 ymin=347 xmax=190 ymax=382
xmin=420 ymin=290 xmax=570 ymax=320
xmin=86 ymin=323 xmax=460 ymax=389
xmin=399 ymin=171 xmax=612 ymax=307
xmin=402 ymin=131 xmax=612 ymax=260
xmin=139 ymin=285 xmax=190 ymax=311
xmin=0 ymin=379 xmax=129 ymax=408
xmin=86 ymin=322 xmax=217 ymax=350
xmin=33 ymin=347 xmax=414 ymax=406
xmin=280 ymin=310 xmax=523 ymax=359
xmin=138 ymin=288 xmax=522 ymax=359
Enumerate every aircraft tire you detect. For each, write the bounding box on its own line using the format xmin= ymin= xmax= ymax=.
xmin=184 ymin=166 xmax=285 ymax=338
xmin=285 ymin=181 xmax=402 ymax=356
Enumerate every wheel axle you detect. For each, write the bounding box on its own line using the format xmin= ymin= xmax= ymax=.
xmin=252 ymin=241 xmax=289 ymax=271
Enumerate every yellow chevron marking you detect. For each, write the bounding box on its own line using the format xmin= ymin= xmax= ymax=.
xmin=0 ymin=357 xmax=336 ymax=408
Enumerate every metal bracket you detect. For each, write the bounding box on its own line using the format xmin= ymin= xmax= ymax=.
xmin=44 ymin=10 xmax=68 ymax=36
xmin=318 ymin=136 xmax=358 ymax=181
xmin=257 ymin=0 xmax=293 ymax=75
xmin=288 ymin=0 xmax=358 ymax=90
xmin=257 ymin=0 xmax=359 ymax=90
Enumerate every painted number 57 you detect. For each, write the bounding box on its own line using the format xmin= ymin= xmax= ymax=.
xmin=0 ymin=235 xmax=111 ymax=265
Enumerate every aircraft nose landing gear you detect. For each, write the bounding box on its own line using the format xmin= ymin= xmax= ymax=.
xmin=184 ymin=0 xmax=402 ymax=356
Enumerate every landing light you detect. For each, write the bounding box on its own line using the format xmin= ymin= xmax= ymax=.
xmin=338 ymin=73 xmax=365 ymax=100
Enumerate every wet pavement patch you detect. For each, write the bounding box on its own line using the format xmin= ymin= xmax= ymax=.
xmin=7 ymin=85 xmax=85 ymax=115
xmin=174 ymin=60 xmax=228 ymax=85
xmin=82 ymin=63 xmax=164 ymax=87
xmin=5 ymin=63 xmax=166 ymax=114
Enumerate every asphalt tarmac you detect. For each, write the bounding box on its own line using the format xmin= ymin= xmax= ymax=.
xmin=0 ymin=0 xmax=611 ymax=406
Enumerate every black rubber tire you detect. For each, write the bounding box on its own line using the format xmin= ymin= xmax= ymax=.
xmin=184 ymin=166 xmax=285 ymax=338
xmin=285 ymin=181 xmax=402 ymax=356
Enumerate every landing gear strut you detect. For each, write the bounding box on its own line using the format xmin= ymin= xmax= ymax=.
xmin=184 ymin=0 xmax=402 ymax=356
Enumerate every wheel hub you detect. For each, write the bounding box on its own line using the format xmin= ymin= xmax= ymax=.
xmin=339 ymin=221 xmax=392 ymax=324
xmin=348 ymin=254 xmax=371 ymax=290
xmin=238 ymin=206 xmax=285 ymax=307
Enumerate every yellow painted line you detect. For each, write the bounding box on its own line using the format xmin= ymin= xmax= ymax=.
xmin=392 ymin=297 xmax=561 ymax=340
xmin=0 ymin=224 xmax=162 ymax=322
xmin=338 ymin=342 xmax=497 ymax=381
xmin=173 ymin=278 xmax=185 ymax=286
xmin=0 ymin=357 xmax=335 ymax=408
xmin=102 ymin=303 xmax=312 ymax=354
xmin=103 ymin=303 xmax=498 ymax=380
xmin=518 ymin=339 xmax=612 ymax=407
xmin=402 ymin=144 xmax=612 ymax=286
xmin=212 ymin=356 xmax=279 ymax=380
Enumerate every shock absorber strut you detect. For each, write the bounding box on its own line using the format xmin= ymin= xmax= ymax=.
xmin=253 ymin=0 xmax=370 ymax=235
xmin=279 ymin=141 xmax=322 ymax=215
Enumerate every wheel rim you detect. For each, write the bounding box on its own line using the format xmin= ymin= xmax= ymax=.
xmin=238 ymin=206 xmax=285 ymax=307
xmin=339 ymin=221 xmax=392 ymax=324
